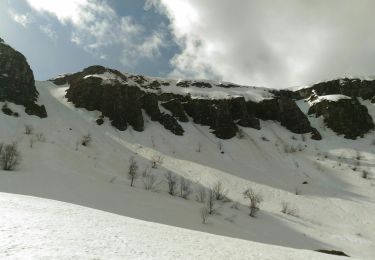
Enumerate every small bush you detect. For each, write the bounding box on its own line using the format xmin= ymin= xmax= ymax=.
xmin=127 ymin=157 xmax=139 ymax=187
xmin=200 ymin=206 xmax=209 ymax=224
xmin=151 ymin=155 xmax=164 ymax=168
xmin=142 ymin=170 xmax=157 ymax=190
xmin=81 ymin=132 xmax=92 ymax=146
xmin=179 ymin=176 xmax=192 ymax=199
xmin=195 ymin=187 xmax=207 ymax=203
xmin=207 ymin=188 xmax=216 ymax=215
xmin=0 ymin=142 xmax=21 ymax=171
xmin=24 ymin=124 xmax=34 ymax=135
xmin=362 ymin=170 xmax=369 ymax=179
xmin=35 ymin=132 xmax=46 ymax=142
xmin=165 ymin=171 xmax=177 ymax=196
xmin=212 ymin=181 xmax=228 ymax=201
xmin=243 ymin=188 xmax=263 ymax=217
xmin=281 ymin=201 xmax=299 ymax=217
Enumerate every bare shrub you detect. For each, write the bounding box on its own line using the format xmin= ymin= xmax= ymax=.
xmin=281 ymin=201 xmax=299 ymax=217
xmin=35 ymin=132 xmax=46 ymax=142
xmin=284 ymin=145 xmax=297 ymax=153
xmin=196 ymin=142 xmax=202 ymax=152
xmin=142 ymin=171 xmax=158 ymax=191
xmin=196 ymin=187 xmax=207 ymax=203
xmin=179 ymin=176 xmax=192 ymax=199
xmin=165 ymin=171 xmax=177 ymax=196
xmin=230 ymin=202 xmax=239 ymax=210
xmin=362 ymin=170 xmax=369 ymax=179
xmin=0 ymin=142 xmax=21 ymax=171
xmin=127 ymin=157 xmax=139 ymax=187
xmin=24 ymin=124 xmax=34 ymax=135
xmin=207 ymin=189 xmax=216 ymax=215
xmin=151 ymin=155 xmax=164 ymax=168
xmin=243 ymin=188 xmax=263 ymax=217
xmin=217 ymin=141 xmax=224 ymax=153
xmin=200 ymin=206 xmax=209 ymax=224
xmin=29 ymin=136 xmax=35 ymax=148
xmin=212 ymin=181 xmax=228 ymax=201
xmin=81 ymin=132 xmax=92 ymax=146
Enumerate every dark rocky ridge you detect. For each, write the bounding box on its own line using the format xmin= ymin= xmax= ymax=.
xmin=56 ymin=65 xmax=322 ymax=139
xmin=308 ymin=97 xmax=374 ymax=139
xmin=0 ymin=38 xmax=47 ymax=118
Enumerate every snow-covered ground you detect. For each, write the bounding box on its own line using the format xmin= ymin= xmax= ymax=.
xmin=0 ymin=81 xmax=374 ymax=259
xmin=0 ymin=192 xmax=346 ymax=260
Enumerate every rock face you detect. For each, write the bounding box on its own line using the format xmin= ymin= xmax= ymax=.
xmin=308 ymin=97 xmax=374 ymax=139
xmin=59 ymin=65 xmax=319 ymax=139
xmin=57 ymin=65 xmax=375 ymax=140
xmin=296 ymin=78 xmax=375 ymax=101
xmin=0 ymin=38 xmax=47 ymax=118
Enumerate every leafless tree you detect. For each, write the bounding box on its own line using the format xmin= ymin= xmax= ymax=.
xmin=127 ymin=157 xmax=139 ymax=187
xmin=195 ymin=187 xmax=207 ymax=203
xmin=142 ymin=169 xmax=158 ymax=191
xmin=24 ymin=124 xmax=34 ymax=135
xmin=151 ymin=155 xmax=164 ymax=169
xmin=165 ymin=171 xmax=177 ymax=196
xmin=0 ymin=142 xmax=21 ymax=171
xmin=179 ymin=176 xmax=192 ymax=199
xmin=200 ymin=206 xmax=209 ymax=224
xmin=212 ymin=181 xmax=228 ymax=200
xmin=207 ymin=188 xmax=216 ymax=215
xmin=243 ymin=188 xmax=263 ymax=217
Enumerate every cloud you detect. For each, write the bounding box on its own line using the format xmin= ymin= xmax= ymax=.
xmin=8 ymin=9 xmax=32 ymax=28
xmin=148 ymin=0 xmax=375 ymax=88
xmin=24 ymin=0 xmax=167 ymax=66
xmin=40 ymin=24 xmax=58 ymax=40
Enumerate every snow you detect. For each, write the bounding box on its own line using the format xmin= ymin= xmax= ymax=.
xmin=0 ymin=192 xmax=344 ymax=260
xmin=83 ymin=72 xmax=125 ymax=85
xmin=0 ymin=81 xmax=374 ymax=259
xmin=310 ymin=94 xmax=351 ymax=104
xmin=83 ymin=71 xmax=274 ymax=102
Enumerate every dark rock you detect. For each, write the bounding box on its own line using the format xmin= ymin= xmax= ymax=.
xmin=0 ymin=38 xmax=47 ymax=117
xmin=141 ymin=93 xmax=161 ymax=121
xmin=308 ymin=97 xmax=374 ymax=139
xmin=296 ymin=78 xmax=375 ymax=101
xmin=161 ymin=99 xmax=189 ymax=122
xmin=248 ymin=97 xmax=319 ymax=138
xmin=160 ymin=113 xmax=184 ymax=135
xmin=315 ymin=250 xmax=349 ymax=257
xmin=230 ymin=97 xmax=260 ymax=129
xmin=65 ymin=70 xmax=144 ymax=132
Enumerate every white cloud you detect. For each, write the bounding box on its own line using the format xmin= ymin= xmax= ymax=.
xmin=148 ymin=0 xmax=375 ymax=88
xmin=9 ymin=9 xmax=32 ymax=28
xmin=40 ymin=24 xmax=58 ymax=40
xmin=25 ymin=0 xmax=166 ymax=66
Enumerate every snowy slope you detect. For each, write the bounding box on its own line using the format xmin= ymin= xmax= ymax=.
xmin=0 ymin=81 xmax=375 ymax=259
xmin=0 ymin=192 xmax=346 ymax=260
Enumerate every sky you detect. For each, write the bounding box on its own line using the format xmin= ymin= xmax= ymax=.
xmin=1 ymin=0 xmax=375 ymax=88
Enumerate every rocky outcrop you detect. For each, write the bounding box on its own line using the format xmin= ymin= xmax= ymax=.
xmin=247 ymin=97 xmax=321 ymax=139
xmin=308 ymin=97 xmax=374 ymax=139
xmin=58 ymin=65 xmax=375 ymax=140
xmin=296 ymin=78 xmax=375 ymax=101
xmin=0 ymin=38 xmax=47 ymax=117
